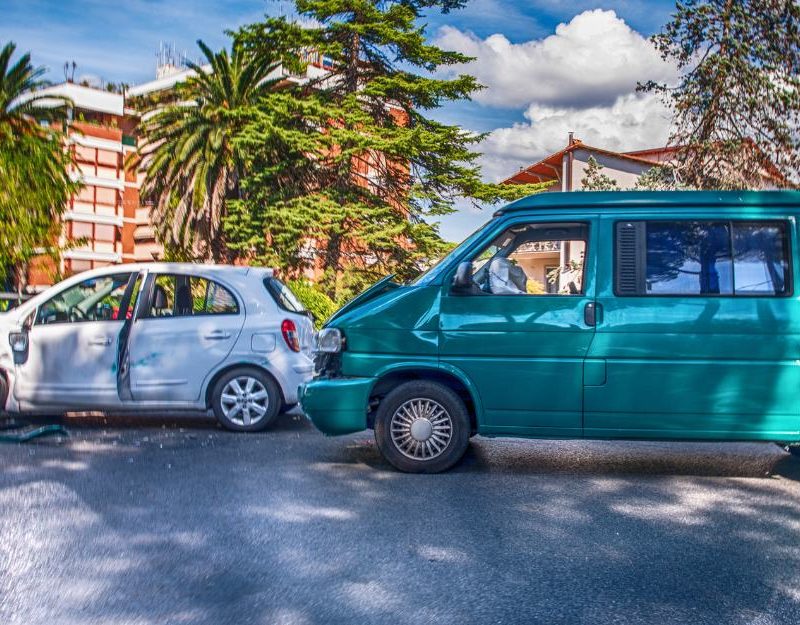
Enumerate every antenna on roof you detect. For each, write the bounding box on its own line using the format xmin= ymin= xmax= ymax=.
xmin=156 ymin=41 xmax=185 ymax=79
xmin=63 ymin=61 xmax=76 ymax=83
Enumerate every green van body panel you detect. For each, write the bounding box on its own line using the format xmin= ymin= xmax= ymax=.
xmin=299 ymin=377 xmax=373 ymax=435
xmin=300 ymin=191 xmax=800 ymax=444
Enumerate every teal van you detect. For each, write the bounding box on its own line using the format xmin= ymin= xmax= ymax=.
xmin=300 ymin=191 xmax=800 ymax=472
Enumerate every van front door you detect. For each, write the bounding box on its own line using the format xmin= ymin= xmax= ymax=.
xmin=585 ymin=216 xmax=800 ymax=440
xmin=439 ymin=219 xmax=598 ymax=436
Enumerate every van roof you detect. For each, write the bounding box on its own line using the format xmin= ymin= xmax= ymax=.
xmin=495 ymin=190 xmax=800 ymax=216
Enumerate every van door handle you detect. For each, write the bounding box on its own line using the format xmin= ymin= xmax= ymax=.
xmin=204 ymin=331 xmax=231 ymax=340
xmin=584 ymin=302 xmax=597 ymax=327
xmin=89 ymin=336 xmax=112 ymax=346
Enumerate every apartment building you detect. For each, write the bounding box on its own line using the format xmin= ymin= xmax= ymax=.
xmin=26 ymin=83 xmax=140 ymax=289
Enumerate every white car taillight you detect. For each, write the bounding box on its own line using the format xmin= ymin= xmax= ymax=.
xmin=281 ymin=319 xmax=301 ymax=352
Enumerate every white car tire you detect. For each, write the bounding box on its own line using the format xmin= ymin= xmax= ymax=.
xmin=211 ymin=367 xmax=281 ymax=432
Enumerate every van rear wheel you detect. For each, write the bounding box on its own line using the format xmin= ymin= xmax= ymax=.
xmin=374 ymin=380 xmax=470 ymax=473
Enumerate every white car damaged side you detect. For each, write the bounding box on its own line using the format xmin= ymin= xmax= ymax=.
xmin=0 ymin=263 xmax=315 ymax=431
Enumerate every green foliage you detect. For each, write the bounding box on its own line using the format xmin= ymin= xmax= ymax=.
xmin=135 ymin=37 xmax=299 ymax=262
xmin=634 ymin=165 xmax=682 ymax=191
xmin=286 ymin=279 xmax=338 ymax=328
xmin=642 ymin=0 xmax=800 ymax=188
xmin=226 ymin=1 xmax=548 ymax=299
xmin=0 ymin=42 xmax=76 ymax=289
xmin=580 ymin=156 xmax=620 ymax=191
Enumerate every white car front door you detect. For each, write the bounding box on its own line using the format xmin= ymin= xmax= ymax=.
xmin=14 ymin=272 xmax=136 ymax=409
xmin=126 ymin=273 xmax=245 ymax=403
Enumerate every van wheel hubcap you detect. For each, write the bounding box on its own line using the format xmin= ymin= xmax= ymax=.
xmin=390 ymin=398 xmax=452 ymax=460
xmin=220 ymin=377 xmax=269 ymax=427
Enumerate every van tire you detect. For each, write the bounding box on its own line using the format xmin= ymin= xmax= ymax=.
xmin=787 ymin=445 xmax=800 ymax=458
xmin=211 ymin=367 xmax=281 ymax=432
xmin=374 ymin=380 xmax=470 ymax=473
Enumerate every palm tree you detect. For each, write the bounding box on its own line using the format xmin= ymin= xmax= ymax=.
xmin=0 ymin=42 xmax=74 ymax=292
xmin=136 ymin=39 xmax=286 ymax=262
xmin=0 ymin=42 xmax=67 ymax=138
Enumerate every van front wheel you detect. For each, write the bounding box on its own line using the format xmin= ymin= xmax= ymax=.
xmin=374 ymin=380 xmax=470 ymax=473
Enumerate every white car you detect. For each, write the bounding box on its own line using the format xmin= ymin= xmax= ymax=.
xmin=0 ymin=263 xmax=315 ymax=431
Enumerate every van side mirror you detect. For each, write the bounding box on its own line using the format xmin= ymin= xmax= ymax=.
xmin=451 ymin=261 xmax=474 ymax=292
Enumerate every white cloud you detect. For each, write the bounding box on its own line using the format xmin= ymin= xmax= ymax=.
xmin=428 ymin=9 xmax=680 ymax=242
xmin=435 ymin=9 xmax=678 ymax=109
xmin=478 ymin=91 xmax=673 ymax=182
xmin=435 ymin=91 xmax=673 ymax=241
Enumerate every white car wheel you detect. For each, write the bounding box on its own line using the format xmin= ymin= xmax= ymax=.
xmin=212 ymin=368 xmax=280 ymax=432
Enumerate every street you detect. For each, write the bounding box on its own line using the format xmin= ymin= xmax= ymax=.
xmin=1 ymin=411 xmax=799 ymax=625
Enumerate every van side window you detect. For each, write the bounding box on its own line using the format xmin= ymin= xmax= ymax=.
xmin=732 ymin=223 xmax=790 ymax=294
xmin=470 ymin=222 xmax=588 ymax=295
xmin=615 ymin=220 xmax=791 ymax=297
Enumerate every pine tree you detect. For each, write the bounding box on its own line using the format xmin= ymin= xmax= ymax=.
xmin=641 ymin=0 xmax=800 ymax=188
xmin=634 ymin=165 xmax=681 ymax=191
xmin=580 ymin=156 xmax=620 ymax=191
xmin=230 ymin=1 xmax=547 ymax=299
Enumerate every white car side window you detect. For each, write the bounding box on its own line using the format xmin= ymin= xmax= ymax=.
xmin=36 ymin=273 xmax=133 ymax=325
xmin=148 ymin=274 xmax=239 ymax=318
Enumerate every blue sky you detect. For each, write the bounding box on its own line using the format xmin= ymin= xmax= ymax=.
xmin=2 ymin=0 xmax=679 ymax=240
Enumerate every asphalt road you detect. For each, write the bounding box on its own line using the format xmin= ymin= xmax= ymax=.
xmin=1 ymin=411 xmax=799 ymax=625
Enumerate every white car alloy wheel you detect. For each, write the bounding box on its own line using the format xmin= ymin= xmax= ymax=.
xmin=219 ymin=376 xmax=270 ymax=427
xmin=390 ymin=397 xmax=453 ymax=460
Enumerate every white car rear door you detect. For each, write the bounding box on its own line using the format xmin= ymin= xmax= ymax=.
xmin=126 ymin=272 xmax=245 ymax=403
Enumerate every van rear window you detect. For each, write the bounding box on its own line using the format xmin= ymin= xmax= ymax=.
xmin=615 ymin=220 xmax=791 ymax=297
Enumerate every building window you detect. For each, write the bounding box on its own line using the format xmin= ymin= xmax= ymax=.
xmin=67 ymin=259 xmax=92 ymax=274
xmin=71 ymin=221 xmax=94 ymax=239
xmin=95 ymin=187 xmax=117 ymax=205
xmin=95 ymin=223 xmax=117 ymax=243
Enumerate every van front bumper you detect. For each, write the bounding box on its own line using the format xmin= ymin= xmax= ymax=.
xmin=299 ymin=377 xmax=374 ymax=435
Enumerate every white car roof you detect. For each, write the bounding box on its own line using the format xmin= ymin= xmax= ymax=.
xmin=69 ymin=262 xmax=273 ymax=280
xmin=10 ymin=263 xmax=276 ymax=321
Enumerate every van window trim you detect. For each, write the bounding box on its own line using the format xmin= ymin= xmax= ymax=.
xmin=447 ymin=218 xmax=593 ymax=298
xmin=613 ymin=218 xmax=794 ymax=298
xmin=139 ymin=272 xmax=242 ymax=319
xmin=438 ymin=213 xmax=600 ymax=297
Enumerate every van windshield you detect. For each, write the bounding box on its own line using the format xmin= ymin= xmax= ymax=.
xmin=411 ymin=220 xmax=495 ymax=286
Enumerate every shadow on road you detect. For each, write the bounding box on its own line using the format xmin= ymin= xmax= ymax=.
xmin=2 ymin=412 xmax=800 ymax=625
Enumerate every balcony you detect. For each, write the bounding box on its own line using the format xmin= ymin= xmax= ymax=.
xmin=515 ymin=241 xmax=562 ymax=254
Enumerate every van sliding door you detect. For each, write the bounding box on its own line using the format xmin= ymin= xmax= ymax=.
xmin=584 ymin=214 xmax=800 ymax=440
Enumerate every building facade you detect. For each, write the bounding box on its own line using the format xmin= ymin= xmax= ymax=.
xmin=501 ymin=133 xmax=676 ymax=193
xmin=26 ymin=83 xmax=142 ymax=289
xmin=25 ymin=56 xmax=343 ymax=290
